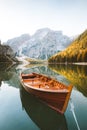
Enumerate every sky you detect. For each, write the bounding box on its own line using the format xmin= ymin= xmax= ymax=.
xmin=0 ymin=0 xmax=87 ymax=42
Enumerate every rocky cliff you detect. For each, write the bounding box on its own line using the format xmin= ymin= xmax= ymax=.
xmin=0 ymin=43 xmax=17 ymax=63
xmin=6 ymin=28 xmax=73 ymax=60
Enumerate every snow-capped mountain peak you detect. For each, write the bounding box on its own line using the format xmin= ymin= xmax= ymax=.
xmin=5 ymin=28 xmax=73 ymax=59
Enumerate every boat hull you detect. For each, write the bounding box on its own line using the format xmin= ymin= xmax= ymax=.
xmin=21 ymin=78 xmax=72 ymax=114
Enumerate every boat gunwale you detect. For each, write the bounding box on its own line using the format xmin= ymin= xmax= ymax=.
xmin=22 ymin=81 xmax=69 ymax=93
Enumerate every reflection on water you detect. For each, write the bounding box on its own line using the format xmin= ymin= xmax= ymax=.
xmin=1 ymin=63 xmax=87 ymax=97
xmin=1 ymin=63 xmax=87 ymax=130
xmin=20 ymin=87 xmax=68 ymax=130
xmin=0 ymin=63 xmax=13 ymax=87
xmin=21 ymin=65 xmax=70 ymax=86
xmin=0 ymin=63 xmax=20 ymax=88
xmin=0 ymin=62 xmax=13 ymax=71
xmin=49 ymin=64 xmax=87 ymax=97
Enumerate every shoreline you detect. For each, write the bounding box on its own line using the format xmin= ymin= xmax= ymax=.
xmin=73 ymin=62 xmax=87 ymax=65
xmin=48 ymin=62 xmax=87 ymax=65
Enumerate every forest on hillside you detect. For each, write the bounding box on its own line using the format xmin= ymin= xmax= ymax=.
xmin=48 ymin=30 xmax=87 ymax=63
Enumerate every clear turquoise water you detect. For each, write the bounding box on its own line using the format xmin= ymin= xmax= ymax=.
xmin=0 ymin=64 xmax=87 ymax=130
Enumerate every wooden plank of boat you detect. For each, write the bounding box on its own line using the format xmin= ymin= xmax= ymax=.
xmin=20 ymin=72 xmax=73 ymax=114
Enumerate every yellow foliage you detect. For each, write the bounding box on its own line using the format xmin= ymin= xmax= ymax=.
xmin=49 ymin=29 xmax=87 ymax=63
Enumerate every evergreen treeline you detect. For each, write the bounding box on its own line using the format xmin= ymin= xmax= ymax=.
xmin=48 ymin=30 xmax=87 ymax=63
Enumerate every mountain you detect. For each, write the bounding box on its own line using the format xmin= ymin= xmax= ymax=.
xmin=0 ymin=43 xmax=17 ymax=63
xmin=5 ymin=28 xmax=73 ymax=60
xmin=48 ymin=29 xmax=87 ymax=63
xmin=6 ymin=34 xmax=31 ymax=54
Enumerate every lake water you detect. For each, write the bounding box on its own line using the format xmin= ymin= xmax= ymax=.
xmin=0 ymin=64 xmax=87 ymax=130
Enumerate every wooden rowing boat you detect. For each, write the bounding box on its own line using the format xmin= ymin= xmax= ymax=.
xmin=20 ymin=72 xmax=73 ymax=114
